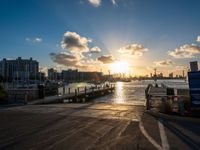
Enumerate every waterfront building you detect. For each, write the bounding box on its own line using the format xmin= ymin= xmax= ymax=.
xmin=78 ymin=71 xmax=103 ymax=82
xmin=61 ymin=69 xmax=103 ymax=82
xmin=0 ymin=57 xmax=39 ymax=82
xmin=62 ymin=69 xmax=78 ymax=82
xmin=48 ymin=68 xmax=62 ymax=81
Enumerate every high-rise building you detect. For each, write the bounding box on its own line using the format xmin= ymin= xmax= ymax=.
xmin=0 ymin=57 xmax=39 ymax=82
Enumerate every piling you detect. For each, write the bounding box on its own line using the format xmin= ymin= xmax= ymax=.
xmin=63 ymin=86 xmax=65 ymax=95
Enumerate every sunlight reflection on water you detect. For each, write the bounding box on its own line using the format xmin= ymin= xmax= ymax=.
xmin=94 ymin=79 xmax=187 ymax=105
xmin=114 ymin=82 xmax=125 ymax=103
xmin=95 ymin=81 xmax=148 ymax=105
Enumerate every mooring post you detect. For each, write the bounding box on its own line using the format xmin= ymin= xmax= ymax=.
xmin=85 ymin=86 xmax=87 ymax=94
xmin=63 ymin=86 xmax=65 ymax=95
xmin=92 ymin=87 xmax=94 ymax=95
xmin=75 ymin=89 xmax=77 ymax=96
xmin=68 ymin=88 xmax=70 ymax=94
xmin=75 ymin=89 xmax=77 ymax=102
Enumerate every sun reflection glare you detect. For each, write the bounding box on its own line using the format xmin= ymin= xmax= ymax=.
xmin=114 ymin=82 xmax=125 ymax=103
xmin=110 ymin=61 xmax=130 ymax=74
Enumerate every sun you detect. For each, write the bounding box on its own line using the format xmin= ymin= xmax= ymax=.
xmin=110 ymin=61 xmax=130 ymax=74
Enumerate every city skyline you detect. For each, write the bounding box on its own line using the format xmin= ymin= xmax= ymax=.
xmin=1 ymin=0 xmax=200 ymax=76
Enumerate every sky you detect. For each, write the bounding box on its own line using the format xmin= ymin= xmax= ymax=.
xmin=0 ymin=0 xmax=200 ymax=76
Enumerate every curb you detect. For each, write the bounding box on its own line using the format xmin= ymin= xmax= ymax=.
xmin=146 ymin=110 xmax=200 ymax=124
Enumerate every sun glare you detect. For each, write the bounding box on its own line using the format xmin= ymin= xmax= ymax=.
xmin=110 ymin=61 xmax=130 ymax=74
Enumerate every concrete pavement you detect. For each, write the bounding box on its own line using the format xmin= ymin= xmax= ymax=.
xmin=0 ymin=103 xmax=199 ymax=150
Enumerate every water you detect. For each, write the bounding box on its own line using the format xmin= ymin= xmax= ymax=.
xmin=59 ymin=79 xmax=188 ymax=105
xmin=94 ymin=80 xmax=151 ymax=105
xmin=94 ymin=79 xmax=188 ymax=105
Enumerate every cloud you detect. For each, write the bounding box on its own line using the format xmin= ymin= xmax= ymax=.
xmin=154 ymin=60 xmax=173 ymax=66
xmin=25 ymin=37 xmax=43 ymax=43
xmin=88 ymin=0 xmax=101 ymax=7
xmin=39 ymin=66 xmax=48 ymax=75
xmin=49 ymin=52 xmax=101 ymax=71
xmin=97 ymin=55 xmax=115 ymax=64
xmin=90 ymin=46 xmax=101 ymax=53
xmin=173 ymin=65 xmax=189 ymax=71
xmin=168 ymin=44 xmax=200 ymax=58
xmin=50 ymin=52 xmax=78 ymax=67
xmin=111 ymin=0 xmax=117 ymax=5
xmin=197 ymin=36 xmax=200 ymax=42
xmin=118 ymin=44 xmax=148 ymax=57
xmin=35 ymin=38 xmax=42 ymax=42
xmin=61 ymin=31 xmax=91 ymax=53
xmin=77 ymin=58 xmax=102 ymax=70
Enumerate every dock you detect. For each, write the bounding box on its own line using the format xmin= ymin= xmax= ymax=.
xmin=145 ymin=84 xmax=167 ymax=110
xmin=145 ymin=83 xmax=190 ymax=113
xmin=29 ymin=85 xmax=115 ymax=105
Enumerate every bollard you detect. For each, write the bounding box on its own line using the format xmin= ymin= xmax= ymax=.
xmin=82 ymin=98 xmax=85 ymax=103
xmin=24 ymin=94 xmax=28 ymax=105
xmin=75 ymin=89 xmax=77 ymax=96
xmin=63 ymin=86 xmax=65 ymax=95
xmin=85 ymin=86 xmax=87 ymax=94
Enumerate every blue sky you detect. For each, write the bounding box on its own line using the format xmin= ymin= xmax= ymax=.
xmin=0 ymin=0 xmax=200 ymax=75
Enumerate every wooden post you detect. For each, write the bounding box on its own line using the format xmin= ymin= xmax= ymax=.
xmin=85 ymin=86 xmax=87 ymax=94
xmin=146 ymin=95 xmax=151 ymax=110
xmin=24 ymin=94 xmax=28 ymax=105
xmin=92 ymin=87 xmax=94 ymax=95
xmin=68 ymin=88 xmax=70 ymax=94
xmin=63 ymin=86 xmax=65 ymax=95
xmin=75 ymin=89 xmax=77 ymax=96
xmin=75 ymin=89 xmax=77 ymax=102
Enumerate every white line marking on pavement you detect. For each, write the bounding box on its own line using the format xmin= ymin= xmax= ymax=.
xmin=158 ymin=119 xmax=170 ymax=150
xmin=139 ymin=120 xmax=163 ymax=150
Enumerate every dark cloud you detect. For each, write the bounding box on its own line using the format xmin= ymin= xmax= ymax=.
xmin=61 ymin=31 xmax=91 ymax=52
xmin=118 ymin=44 xmax=148 ymax=57
xmin=154 ymin=60 xmax=173 ymax=66
xmin=50 ymin=52 xmax=78 ymax=67
xmin=97 ymin=55 xmax=115 ymax=64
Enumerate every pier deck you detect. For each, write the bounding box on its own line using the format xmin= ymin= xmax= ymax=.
xmin=29 ymin=86 xmax=115 ymax=105
xmin=145 ymin=85 xmax=167 ymax=110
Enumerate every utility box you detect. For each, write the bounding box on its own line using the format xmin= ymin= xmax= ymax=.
xmin=188 ymin=71 xmax=200 ymax=108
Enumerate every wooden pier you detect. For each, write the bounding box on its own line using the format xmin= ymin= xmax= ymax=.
xmin=29 ymin=85 xmax=115 ymax=105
